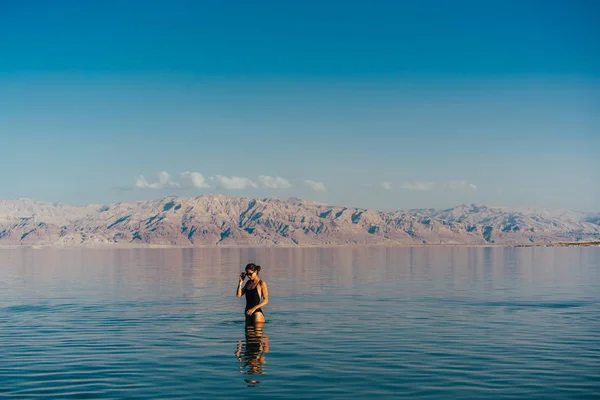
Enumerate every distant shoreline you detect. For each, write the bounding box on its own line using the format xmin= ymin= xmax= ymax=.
xmin=2 ymin=196 xmax=598 ymax=249
xmin=1 ymin=241 xmax=599 ymax=250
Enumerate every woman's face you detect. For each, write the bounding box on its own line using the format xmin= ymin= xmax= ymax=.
xmin=245 ymin=269 xmax=256 ymax=278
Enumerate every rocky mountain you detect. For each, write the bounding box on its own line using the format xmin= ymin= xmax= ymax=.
xmin=0 ymin=195 xmax=599 ymax=246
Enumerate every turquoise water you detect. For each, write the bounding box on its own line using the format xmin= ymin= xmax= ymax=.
xmin=1 ymin=246 xmax=599 ymax=399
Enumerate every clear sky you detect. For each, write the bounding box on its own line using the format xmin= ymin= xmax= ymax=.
xmin=1 ymin=0 xmax=598 ymax=211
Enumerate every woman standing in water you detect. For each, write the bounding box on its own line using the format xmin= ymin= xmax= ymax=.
xmin=236 ymin=263 xmax=269 ymax=325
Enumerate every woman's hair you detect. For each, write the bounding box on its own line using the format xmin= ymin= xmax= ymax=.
xmin=245 ymin=263 xmax=261 ymax=273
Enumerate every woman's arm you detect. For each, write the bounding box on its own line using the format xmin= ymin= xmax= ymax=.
xmin=246 ymin=281 xmax=269 ymax=314
xmin=236 ymin=274 xmax=246 ymax=298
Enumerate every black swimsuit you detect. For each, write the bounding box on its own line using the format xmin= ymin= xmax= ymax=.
xmin=245 ymin=280 xmax=264 ymax=315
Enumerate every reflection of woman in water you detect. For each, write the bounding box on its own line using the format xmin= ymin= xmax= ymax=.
xmin=235 ymin=323 xmax=269 ymax=385
xmin=236 ymin=263 xmax=269 ymax=325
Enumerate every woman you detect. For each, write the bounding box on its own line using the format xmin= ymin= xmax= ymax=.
xmin=236 ymin=263 xmax=269 ymax=325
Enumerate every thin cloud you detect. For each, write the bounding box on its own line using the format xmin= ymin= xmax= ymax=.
xmin=179 ymin=171 xmax=210 ymax=189
xmin=380 ymin=181 xmax=393 ymax=190
xmin=213 ymin=175 xmax=258 ymax=190
xmin=444 ymin=180 xmax=477 ymax=191
xmin=400 ymin=181 xmax=436 ymax=191
xmin=304 ymin=180 xmax=326 ymax=192
xmin=134 ymin=171 xmax=180 ymax=189
xmin=258 ymin=175 xmax=292 ymax=189
xmin=399 ymin=180 xmax=477 ymax=191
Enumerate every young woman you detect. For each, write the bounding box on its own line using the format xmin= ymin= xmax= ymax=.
xmin=236 ymin=263 xmax=269 ymax=325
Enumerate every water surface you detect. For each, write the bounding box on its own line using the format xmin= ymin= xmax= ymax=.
xmin=1 ymin=246 xmax=599 ymax=399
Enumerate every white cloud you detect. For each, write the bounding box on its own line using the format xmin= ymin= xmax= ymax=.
xmin=213 ymin=175 xmax=258 ymax=190
xmin=444 ymin=180 xmax=477 ymax=191
xmin=179 ymin=171 xmax=210 ymax=189
xmin=134 ymin=171 xmax=180 ymax=189
xmin=446 ymin=180 xmax=467 ymax=190
xmin=258 ymin=175 xmax=292 ymax=189
xmin=400 ymin=181 xmax=436 ymax=191
xmin=380 ymin=181 xmax=393 ymax=190
xmin=399 ymin=180 xmax=477 ymax=192
xmin=304 ymin=180 xmax=326 ymax=192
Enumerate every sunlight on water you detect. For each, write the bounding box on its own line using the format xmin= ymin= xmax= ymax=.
xmin=1 ymin=246 xmax=599 ymax=398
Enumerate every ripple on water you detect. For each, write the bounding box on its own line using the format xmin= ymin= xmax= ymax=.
xmin=1 ymin=247 xmax=600 ymax=399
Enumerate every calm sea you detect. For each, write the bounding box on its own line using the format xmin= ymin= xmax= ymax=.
xmin=1 ymin=246 xmax=599 ymax=399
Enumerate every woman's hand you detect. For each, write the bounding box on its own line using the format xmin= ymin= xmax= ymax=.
xmin=236 ymin=274 xmax=245 ymax=298
xmin=246 ymin=308 xmax=255 ymax=316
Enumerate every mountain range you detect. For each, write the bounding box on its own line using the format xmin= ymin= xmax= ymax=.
xmin=0 ymin=195 xmax=598 ymax=247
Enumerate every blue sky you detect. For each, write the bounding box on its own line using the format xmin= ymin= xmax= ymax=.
xmin=0 ymin=0 xmax=598 ymax=211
